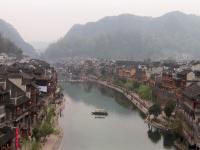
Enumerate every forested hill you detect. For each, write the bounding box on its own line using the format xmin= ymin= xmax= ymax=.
xmin=45 ymin=11 xmax=200 ymax=61
xmin=0 ymin=33 xmax=22 ymax=57
xmin=0 ymin=19 xmax=37 ymax=57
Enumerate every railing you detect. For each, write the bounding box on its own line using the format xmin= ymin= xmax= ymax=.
xmin=15 ymin=111 xmax=29 ymax=122
xmin=9 ymin=95 xmax=27 ymax=106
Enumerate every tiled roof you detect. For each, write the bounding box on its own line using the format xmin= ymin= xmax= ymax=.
xmin=6 ymin=79 xmax=29 ymax=106
xmin=177 ymin=69 xmax=192 ymax=76
xmin=183 ymin=83 xmax=200 ymax=101
xmin=21 ymin=72 xmax=34 ymax=80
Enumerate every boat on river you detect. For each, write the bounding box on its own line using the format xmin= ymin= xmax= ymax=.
xmin=92 ymin=109 xmax=108 ymax=116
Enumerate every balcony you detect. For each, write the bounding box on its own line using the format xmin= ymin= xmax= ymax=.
xmin=9 ymin=95 xmax=29 ymax=106
xmin=15 ymin=111 xmax=29 ymax=122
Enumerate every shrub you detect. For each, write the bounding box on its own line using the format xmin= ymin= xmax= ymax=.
xmin=32 ymin=107 xmax=56 ymax=140
xmin=148 ymin=104 xmax=162 ymax=117
xmin=124 ymin=80 xmax=134 ymax=90
xmin=31 ymin=139 xmax=40 ymax=150
xmin=164 ymin=100 xmax=176 ymax=118
xmin=137 ymin=85 xmax=152 ymax=100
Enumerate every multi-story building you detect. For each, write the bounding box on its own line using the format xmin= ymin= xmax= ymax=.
xmin=180 ymin=82 xmax=200 ymax=148
xmin=176 ymin=70 xmax=195 ymax=88
xmin=0 ymin=77 xmax=14 ymax=149
xmin=116 ymin=66 xmax=136 ymax=79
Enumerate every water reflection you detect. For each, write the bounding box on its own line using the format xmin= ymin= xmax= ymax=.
xmin=147 ymin=127 xmax=176 ymax=149
xmin=162 ymin=131 xmax=176 ymax=149
xmin=97 ymin=84 xmax=135 ymax=110
xmin=83 ymin=82 xmax=93 ymax=93
xmin=59 ymin=82 xmax=175 ymax=150
xmin=148 ymin=128 xmax=162 ymax=144
xmin=63 ymin=82 xmax=136 ymax=116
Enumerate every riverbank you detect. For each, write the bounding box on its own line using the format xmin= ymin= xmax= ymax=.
xmin=66 ymin=79 xmax=171 ymax=131
xmin=66 ymin=79 xmax=149 ymax=114
xmin=94 ymin=80 xmax=149 ymax=114
xmin=58 ymin=80 xmax=174 ymax=150
xmin=91 ymin=80 xmax=171 ymax=131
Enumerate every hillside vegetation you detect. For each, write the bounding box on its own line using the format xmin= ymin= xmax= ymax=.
xmin=45 ymin=11 xmax=200 ymax=61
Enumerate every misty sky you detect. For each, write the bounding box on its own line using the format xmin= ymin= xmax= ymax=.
xmin=0 ymin=0 xmax=200 ymax=43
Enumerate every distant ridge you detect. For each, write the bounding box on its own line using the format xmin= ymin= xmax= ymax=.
xmin=45 ymin=11 xmax=200 ymax=61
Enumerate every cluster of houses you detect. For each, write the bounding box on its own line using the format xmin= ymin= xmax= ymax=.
xmin=59 ymin=58 xmax=200 ymax=148
xmin=0 ymin=53 xmax=18 ymax=66
xmin=0 ymin=58 xmax=60 ymax=149
xmin=114 ymin=60 xmax=200 ymax=148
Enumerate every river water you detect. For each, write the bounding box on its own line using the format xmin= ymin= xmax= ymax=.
xmin=59 ymin=82 xmax=175 ymax=150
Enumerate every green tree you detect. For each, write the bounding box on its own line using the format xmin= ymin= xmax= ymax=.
xmin=171 ymin=119 xmax=183 ymax=135
xmin=32 ymin=107 xmax=56 ymax=140
xmin=137 ymin=85 xmax=152 ymax=100
xmin=40 ymin=122 xmax=54 ymax=138
xmin=164 ymin=100 xmax=176 ymax=118
xmin=31 ymin=139 xmax=40 ymax=150
xmin=46 ymin=107 xmax=56 ymax=123
xmin=124 ymin=80 xmax=134 ymax=90
xmin=32 ymin=126 xmax=41 ymax=141
xmin=148 ymin=104 xmax=162 ymax=117
xmin=113 ymin=77 xmax=126 ymax=87
xmin=132 ymin=81 xmax=140 ymax=90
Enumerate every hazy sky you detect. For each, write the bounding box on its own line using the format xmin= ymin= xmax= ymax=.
xmin=0 ymin=0 xmax=200 ymax=43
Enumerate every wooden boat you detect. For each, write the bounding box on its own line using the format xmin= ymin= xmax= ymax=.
xmin=92 ymin=109 xmax=108 ymax=116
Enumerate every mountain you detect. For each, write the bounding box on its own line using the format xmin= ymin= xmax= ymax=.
xmin=45 ymin=11 xmax=200 ymax=61
xmin=0 ymin=33 xmax=22 ymax=57
xmin=0 ymin=19 xmax=37 ymax=57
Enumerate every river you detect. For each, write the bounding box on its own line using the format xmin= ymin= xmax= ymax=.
xmin=58 ymin=82 xmax=176 ymax=150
